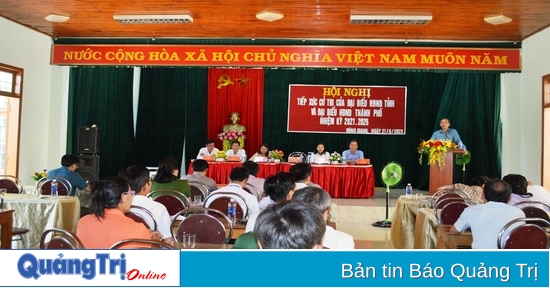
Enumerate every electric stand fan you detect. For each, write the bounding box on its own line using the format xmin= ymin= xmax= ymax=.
xmin=455 ymin=151 xmax=471 ymax=183
xmin=373 ymin=161 xmax=404 ymax=228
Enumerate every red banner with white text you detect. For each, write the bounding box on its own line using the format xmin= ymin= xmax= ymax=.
xmin=51 ymin=45 xmax=521 ymax=71
xmin=287 ymin=85 xmax=407 ymax=135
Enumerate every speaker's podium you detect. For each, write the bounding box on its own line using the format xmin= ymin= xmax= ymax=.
xmin=429 ymin=148 xmax=467 ymax=194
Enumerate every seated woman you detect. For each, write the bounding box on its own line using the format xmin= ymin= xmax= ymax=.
xmin=151 ymin=157 xmax=191 ymax=197
xmin=249 ymin=143 xmax=269 ymax=161
xmin=76 ymin=177 xmax=160 ymax=248
xmin=310 ymin=142 xmax=330 ymax=164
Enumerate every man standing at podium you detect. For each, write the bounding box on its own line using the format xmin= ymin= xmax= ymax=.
xmin=430 ymin=118 xmax=466 ymax=149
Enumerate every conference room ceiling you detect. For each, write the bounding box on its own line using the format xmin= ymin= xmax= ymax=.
xmin=1 ymin=0 xmax=549 ymax=42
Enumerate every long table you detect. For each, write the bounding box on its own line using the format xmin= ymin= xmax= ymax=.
xmin=0 ymin=209 xmax=14 ymax=249
xmin=2 ymin=194 xmax=80 ymax=248
xmin=188 ymin=161 xmax=375 ymax=198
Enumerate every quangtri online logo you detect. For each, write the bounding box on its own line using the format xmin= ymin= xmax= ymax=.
xmin=4 ymin=250 xmax=181 ymax=286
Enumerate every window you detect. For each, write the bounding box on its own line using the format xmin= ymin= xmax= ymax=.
xmin=0 ymin=63 xmax=23 ymax=176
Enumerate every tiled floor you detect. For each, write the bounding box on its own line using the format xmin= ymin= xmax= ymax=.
xmin=330 ymin=187 xmax=425 ymax=249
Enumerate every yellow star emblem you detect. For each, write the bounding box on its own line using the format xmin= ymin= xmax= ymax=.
xmin=237 ymin=75 xmax=250 ymax=87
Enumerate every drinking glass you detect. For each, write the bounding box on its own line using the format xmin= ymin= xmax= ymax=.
xmin=194 ymin=195 xmax=202 ymax=204
xmin=183 ymin=234 xmax=196 ymax=248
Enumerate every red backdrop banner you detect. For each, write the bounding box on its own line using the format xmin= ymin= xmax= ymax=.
xmin=207 ymin=68 xmax=264 ymax=158
xmin=288 ymin=84 xmax=407 ymax=135
xmin=51 ymin=44 xmax=521 ymax=71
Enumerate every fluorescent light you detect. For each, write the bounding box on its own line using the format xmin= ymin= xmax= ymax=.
xmin=350 ymin=15 xmax=432 ymax=25
xmin=45 ymin=14 xmax=70 ymax=23
xmin=484 ymin=15 xmax=512 ymax=25
xmin=256 ymin=11 xmax=284 ymax=22
xmin=113 ymin=14 xmax=193 ymax=24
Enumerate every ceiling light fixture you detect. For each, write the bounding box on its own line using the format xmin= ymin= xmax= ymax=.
xmin=350 ymin=15 xmax=432 ymax=25
xmin=484 ymin=15 xmax=512 ymax=25
xmin=45 ymin=14 xmax=70 ymax=23
xmin=113 ymin=14 xmax=193 ymax=24
xmin=256 ymin=11 xmax=284 ymax=22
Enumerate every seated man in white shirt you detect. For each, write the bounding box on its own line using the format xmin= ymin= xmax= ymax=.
xmin=289 ymin=162 xmax=321 ymax=190
xmin=207 ymin=167 xmax=260 ymax=216
xmin=242 ymin=161 xmax=265 ymax=197
xmin=118 ymin=165 xmax=174 ymax=244
xmin=246 ymin=172 xmax=296 ymax=231
xmin=292 ymin=187 xmax=355 ymax=249
xmin=225 ymin=140 xmax=247 ymax=160
xmin=196 ymin=139 xmax=219 ymax=159
xmin=184 ymin=159 xmax=218 ymax=193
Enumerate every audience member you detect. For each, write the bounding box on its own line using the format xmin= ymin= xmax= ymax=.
xmin=290 ymin=162 xmax=320 ymax=189
xmin=76 ymin=176 xmax=160 ymax=248
xmin=185 ymin=159 xmax=218 ymax=192
xmin=47 ymin=154 xmax=90 ymax=196
xmin=207 ymin=167 xmax=260 ymax=215
xmin=119 ymin=165 xmax=174 ymax=244
xmin=242 ymin=161 xmax=265 ymax=196
xmin=196 ymin=139 xmax=219 ymax=159
xmin=249 ymin=143 xmax=269 ymax=161
xmin=226 ymin=140 xmax=246 ymax=159
xmin=292 ymin=187 xmax=355 ymax=249
xmin=437 ymin=175 xmax=490 ymax=204
xmin=245 ymin=172 xmax=296 ymax=231
xmin=310 ymin=142 xmax=330 ymax=163
xmin=342 ymin=140 xmax=364 ymax=164
xmin=254 ymin=200 xmax=326 ymax=249
xmin=450 ymin=179 xmax=525 ymax=249
xmin=503 ymin=174 xmax=550 ymax=209
xmin=151 ymin=157 xmax=191 ymax=197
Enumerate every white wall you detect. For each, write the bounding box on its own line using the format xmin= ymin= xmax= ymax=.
xmin=510 ymin=26 xmax=550 ymax=183
xmin=500 ymin=72 xmax=522 ymax=177
xmin=0 ymin=17 xmax=67 ymax=184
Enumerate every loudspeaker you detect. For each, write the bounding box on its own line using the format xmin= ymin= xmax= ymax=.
xmin=77 ymin=126 xmax=100 ymax=154
xmin=76 ymin=155 xmax=100 ymax=182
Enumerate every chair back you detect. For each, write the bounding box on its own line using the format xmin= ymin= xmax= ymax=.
xmin=203 ymin=191 xmax=249 ymax=220
xmin=243 ymin=184 xmax=261 ymax=202
xmin=437 ymin=201 xmax=469 ymax=224
xmin=188 ymin=181 xmax=209 ymax=199
xmin=288 ymin=152 xmax=306 ymax=163
xmin=498 ymin=218 xmax=550 ymax=249
xmin=171 ymin=208 xmax=232 ymax=244
xmin=110 ymin=238 xmax=174 ymax=249
xmin=434 ymin=197 xmax=465 ymax=210
xmin=430 ymin=189 xmax=469 ymax=207
xmin=0 ymin=175 xmax=23 ymax=194
xmin=147 ymin=190 xmax=190 ymax=216
xmin=513 ymin=200 xmax=550 ymax=211
xmin=125 ymin=205 xmax=158 ymax=231
xmin=40 ymin=228 xmax=84 ymax=249
xmin=37 ymin=176 xmax=72 ymax=196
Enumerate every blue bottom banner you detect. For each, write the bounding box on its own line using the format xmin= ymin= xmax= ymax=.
xmin=180 ymin=250 xmax=548 ymax=287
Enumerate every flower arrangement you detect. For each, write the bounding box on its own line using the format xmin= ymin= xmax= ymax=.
xmin=214 ymin=150 xmax=227 ymax=159
xmin=218 ymin=130 xmax=246 ymax=151
xmin=329 ymin=152 xmax=342 ymax=163
xmin=269 ymin=149 xmax=284 ymax=160
xmin=418 ymin=139 xmax=457 ymax=168
xmin=32 ymin=169 xmax=47 ymax=181
xmin=217 ymin=130 xmax=246 ymax=141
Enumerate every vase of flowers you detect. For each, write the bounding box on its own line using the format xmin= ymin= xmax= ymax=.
xmin=217 ymin=130 xmax=246 ymax=151
xmin=269 ymin=149 xmax=284 ymax=162
xmin=215 ymin=151 xmax=227 ymax=162
xmin=418 ymin=139 xmax=457 ymax=169
xmin=329 ymin=152 xmax=342 ymax=164
xmin=32 ymin=169 xmax=47 ymax=182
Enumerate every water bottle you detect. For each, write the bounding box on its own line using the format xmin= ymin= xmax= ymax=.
xmin=405 ymin=183 xmax=412 ymax=199
xmin=228 ymin=199 xmax=237 ymax=223
xmin=240 ymin=154 xmax=246 ymax=163
xmin=307 ymin=152 xmax=312 ymax=163
xmin=51 ymin=179 xmax=58 ymax=197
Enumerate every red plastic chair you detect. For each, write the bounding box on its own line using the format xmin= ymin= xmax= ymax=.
xmin=498 ymin=218 xmax=550 ymax=249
